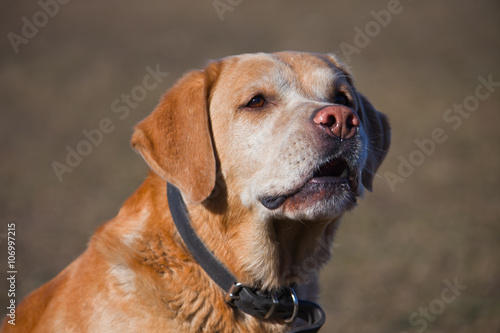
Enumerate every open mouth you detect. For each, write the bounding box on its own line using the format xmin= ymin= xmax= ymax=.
xmin=311 ymin=158 xmax=349 ymax=182
xmin=259 ymin=157 xmax=358 ymax=210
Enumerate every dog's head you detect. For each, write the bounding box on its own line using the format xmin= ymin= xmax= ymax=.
xmin=132 ymin=52 xmax=390 ymax=223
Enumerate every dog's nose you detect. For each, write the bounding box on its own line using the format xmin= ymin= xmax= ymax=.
xmin=313 ymin=105 xmax=360 ymax=139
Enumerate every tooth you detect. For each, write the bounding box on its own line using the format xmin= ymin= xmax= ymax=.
xmin=340 ymin=168 xmax=349 ymax=178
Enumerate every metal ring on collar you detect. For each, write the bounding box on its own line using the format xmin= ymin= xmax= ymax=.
xmin=284 ymin=287 xmax=298 ymax=323
xmin=264 ymin=292 xmax=279 ymax=319
xmin=224 ymin=282 xmax=243 ymax=304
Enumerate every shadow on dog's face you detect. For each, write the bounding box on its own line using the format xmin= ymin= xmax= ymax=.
xmin=208 ymin=52 xmax=390 ymax=223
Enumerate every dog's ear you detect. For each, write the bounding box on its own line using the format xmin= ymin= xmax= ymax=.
xmin=356 ymin=93 xmax=391 ymax=191
xmin=131 ymin=62 xmax=221 ymax=203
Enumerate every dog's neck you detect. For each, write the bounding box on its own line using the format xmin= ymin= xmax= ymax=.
xmin=118 ymin=172 xmax=339 ymax=294
xmin=183 ymin=182 xmax=340 ymax=292
xmin=98 ymin=173 xmax=337 ymax=330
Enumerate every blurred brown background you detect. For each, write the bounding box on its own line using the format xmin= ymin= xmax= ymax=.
xmin=1 ymin=0 xmax=499 ymax=332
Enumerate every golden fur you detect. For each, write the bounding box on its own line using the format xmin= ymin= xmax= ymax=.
xmin=2 ymin=52 xmax=390 ymax=332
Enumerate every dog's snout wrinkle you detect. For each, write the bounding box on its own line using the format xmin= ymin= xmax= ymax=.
xmin=313 ymin=105 xmax=360 ymax=139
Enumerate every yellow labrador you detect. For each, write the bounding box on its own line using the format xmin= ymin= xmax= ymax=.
xmin=2 ymin=51 xmax=390 ymax=332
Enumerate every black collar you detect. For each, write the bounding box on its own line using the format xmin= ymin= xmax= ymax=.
xmin=167 ymin=183 xmax=325 ymax=333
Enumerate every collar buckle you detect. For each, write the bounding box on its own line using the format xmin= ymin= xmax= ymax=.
xmin=224 ymin=282 xmax=243 ymax=305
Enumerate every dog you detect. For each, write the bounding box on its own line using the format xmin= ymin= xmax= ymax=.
xmin=2 ymin=51 xmax=390 ymax=332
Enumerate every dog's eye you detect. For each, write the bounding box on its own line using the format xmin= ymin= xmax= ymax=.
xmin=333 ymin=93 xmax=349 ymax=106
xmin=245 ymin=95 xmax=266 ymax=108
